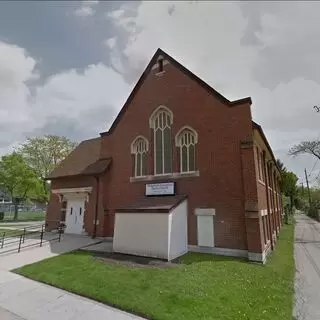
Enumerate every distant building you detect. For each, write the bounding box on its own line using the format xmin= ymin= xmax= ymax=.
xmin=0 ymin=189 xmax=11 ymax=203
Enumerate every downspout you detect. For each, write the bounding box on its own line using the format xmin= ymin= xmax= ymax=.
xmin=263 ymin=152 xmax=274 ymax=250
xmin=92 ymin=175 xmax=100 ymax=239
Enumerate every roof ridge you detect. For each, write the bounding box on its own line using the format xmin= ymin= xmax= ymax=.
xmin=101 ymin=48 xmax=251 ymax=136
xmin=81 ymin=136 xmax=100 ymax=143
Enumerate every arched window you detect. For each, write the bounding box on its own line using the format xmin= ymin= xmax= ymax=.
xmin=150 ymin=106 xmax=173 ymax=175
xmin=176 ymin=127 xmax=198 ymax=173
xmin=131 ymin=136 xmax=148 ymax=177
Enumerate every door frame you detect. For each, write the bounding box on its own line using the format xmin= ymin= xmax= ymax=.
xmin=195 ymin=208 xmax=215 ymax=247
xmin=65 ymin=197 xmax=85 ymax=234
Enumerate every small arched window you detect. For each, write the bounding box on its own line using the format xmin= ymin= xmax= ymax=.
xmin=150 ymin=106 xmax=173 ymax=175
xmin=176 ymin=127 xmax=198 ymax=173
xmin=131 ymin=136 xmax=148 ymax=177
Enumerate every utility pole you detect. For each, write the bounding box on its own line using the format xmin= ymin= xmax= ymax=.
xmin=305 ymin=168 xmax=312 ymax=207
xmin=301 ymin=182 xmax=305 ymax=195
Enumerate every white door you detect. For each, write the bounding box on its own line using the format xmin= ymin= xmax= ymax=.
xmin=197 ymin=215 xmax=214 ymax=247
xmin=65 ymin=199 xmax=85 ymax=234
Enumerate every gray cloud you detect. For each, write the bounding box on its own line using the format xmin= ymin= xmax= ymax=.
xmin=1 ymin=0 xmax=320 ymax=185
xmin=27 ymin=103 xmax=118 ymax=142
xmin=0 ymin=1 xmax=139 ymax=79
xmin=240 ymin=2 xmax=320 ymax=90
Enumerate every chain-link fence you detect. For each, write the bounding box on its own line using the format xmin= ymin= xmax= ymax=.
xmin=0 ymin=203 xmax=46 ymax=221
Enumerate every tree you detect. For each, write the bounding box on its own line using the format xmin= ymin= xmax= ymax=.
xmin=289 ymin=140 xmax=320 ymax=161
xmin=282 ymin=171 xmax=299 ymax=223
xmin=276 ymin=158 xmax=299 ymax=223
xmin=276 ymin=159 xmax=286 ymax=172
xmin=0 ymin=153 xmax=43 ymax=220
xmin=17 ymin=135 xmax=77 ymax=197
xmin=276 ymin=158 xmax=287 ymax=193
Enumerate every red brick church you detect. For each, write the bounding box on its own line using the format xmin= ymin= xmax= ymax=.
xmin=46 ymin=48 xmax=283 ymax=263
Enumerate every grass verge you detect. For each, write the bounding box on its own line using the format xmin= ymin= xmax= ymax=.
xmin=0 ymin=212 xmax=45 ymax=222
xmin=14 ymin=224 xmax=295 ymax=320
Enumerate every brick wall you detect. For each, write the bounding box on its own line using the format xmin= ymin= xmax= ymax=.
xmin=46 ymin=175 xmax=106 ymax=237
xmin=100 ymin=59 xmax=254 ymax=250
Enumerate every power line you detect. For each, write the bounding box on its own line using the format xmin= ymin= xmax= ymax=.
xmin=310 ymin=170 xmax=320 ymax=184
xmin=309 ymin=159 xmax=319 ymax=177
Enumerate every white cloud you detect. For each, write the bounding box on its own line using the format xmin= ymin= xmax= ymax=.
xmin=103 ymin=37 xmax=117 ymax=49
xmin=74 ymin=0 xmax=99 ymax=17
xmin=32 ymin=62 xmax=130 ymax=128
xmin=2 ymin=1 xmax=320 ymax=185
xmin=0 ymin=40 xmax=130 ymax=155
xmin=0 ymin=42 xmax=37 ymax=152
xmin=106 ymin=1 xmax=320 ymax=181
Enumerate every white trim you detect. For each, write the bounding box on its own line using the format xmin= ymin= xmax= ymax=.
xmin=52 ymin=187 xmax=92 ymax=194
xmin=175 ymin=126 xmax=198 ymax=145
xmin=175 ymin=126 xmax=198 ymax=173
xmin=149 ymin=106 xmax=173 ymax=175
xmin=155 ymin=71 xmax=166 ymax=77
xmin=249 ymin=242 xmax=273 ymax=264
xmin=131 ymin=135 xmax=149 ymax=178
xmin=129 ymin=170 xmax=200 ymax=182
xmin=151 ymin=59 xmax=169 ymax=70
xmin=248 ymin=252 xmax=265 ymax=263
xmin=188 ymin=245 xmax=248 ymax=258
xmin=195 ymin=208 xmax=215 ymax=216
xmin=130 ymin=135 xmax=149 ymax=154
xmin=264 ymin=240 xmax=271 ymax=249
xmin=149 ymin=105 xmax=173 ymax=128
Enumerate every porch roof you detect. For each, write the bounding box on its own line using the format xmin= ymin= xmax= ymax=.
xmin=47 ymin=137 xmax=111 ymax=179
xmin=115 ymin=195 xmax=187 ymax=214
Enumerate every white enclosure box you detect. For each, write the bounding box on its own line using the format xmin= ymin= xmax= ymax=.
xmin=113 ymin=196 xmax=188 ymax=261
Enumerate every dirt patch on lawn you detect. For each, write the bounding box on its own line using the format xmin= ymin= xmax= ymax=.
xmin=91 ymin=251 xmax=180 ymax=269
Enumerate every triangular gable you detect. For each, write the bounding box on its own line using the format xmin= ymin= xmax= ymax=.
xmin=101 ymin=48 xmax=252 ymax=136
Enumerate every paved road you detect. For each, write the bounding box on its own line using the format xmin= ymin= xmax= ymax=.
xmin=294 ymin=214 xmax=320 ymax=320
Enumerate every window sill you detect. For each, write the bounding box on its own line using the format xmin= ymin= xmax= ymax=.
xmin=130 ymin=171 xmax=200 ymax=182
xmin=264 ymin=240 xmax=271 ymax=249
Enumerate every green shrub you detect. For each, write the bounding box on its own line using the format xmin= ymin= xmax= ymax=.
xmin=307 ymin=204 xmax=319 ymax=220
xmin=0 ymin=212 xmax=4 ymax=221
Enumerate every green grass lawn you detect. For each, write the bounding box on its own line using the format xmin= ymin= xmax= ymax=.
xmin=0 ymin=211 xmax=45 ymax=222
xmin=15 ymin=224 xmax=294 ymax=320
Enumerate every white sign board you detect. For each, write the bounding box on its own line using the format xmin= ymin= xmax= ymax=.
xmin=145 ymin=182 xmax=175 ymax=196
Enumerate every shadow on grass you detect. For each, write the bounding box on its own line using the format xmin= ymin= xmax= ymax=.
xmin=174 ymin=252 xmax=249 ymax=265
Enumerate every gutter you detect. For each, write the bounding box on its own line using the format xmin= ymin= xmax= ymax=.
xmin=92 ymin=175 xmax=100 ymax=239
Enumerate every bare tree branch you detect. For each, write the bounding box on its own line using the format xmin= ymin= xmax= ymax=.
xmin=289 ymin=141 xmax=320 ymax=161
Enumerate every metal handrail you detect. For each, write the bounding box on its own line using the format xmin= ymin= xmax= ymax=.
xmin=0 ymin=223 xmax=65 ymax=255
xmin=1 ymin=223 xmax=44 ymax=240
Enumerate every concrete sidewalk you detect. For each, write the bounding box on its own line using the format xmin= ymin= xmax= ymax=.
xmin=294 ymin=214 xmax=320 ymax=319
xmin=0 ymin=234 xmax=100 ymax=270
xmin=0 ymin=306 xmax=25 ymax=320
xmin=0 ymin=270 xmax=143 ymax=320
xmin=0 ymin=234 xmax=144 ymax=320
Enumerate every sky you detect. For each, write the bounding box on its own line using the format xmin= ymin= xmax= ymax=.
xmin=0 ymin=1 xmax=319 ymax=185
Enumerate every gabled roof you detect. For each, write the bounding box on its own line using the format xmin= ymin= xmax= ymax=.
xmin=46 ymin=137 xmax=110 ymax=179
xmin=101 ymin=48 xmax=252 ymax=136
